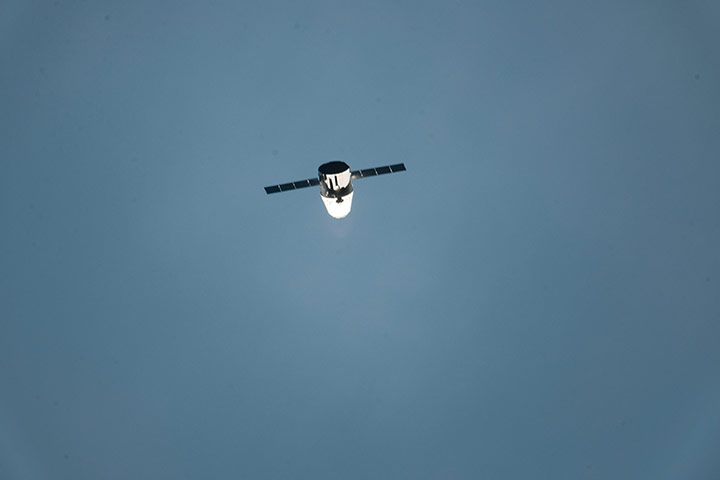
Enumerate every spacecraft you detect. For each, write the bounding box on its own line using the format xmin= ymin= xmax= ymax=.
xmin=264 ymin=161 xmax=406 ymax=218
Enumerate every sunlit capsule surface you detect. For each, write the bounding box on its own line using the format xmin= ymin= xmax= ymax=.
xmin=321 ymin=191 xmax=354 ymax=218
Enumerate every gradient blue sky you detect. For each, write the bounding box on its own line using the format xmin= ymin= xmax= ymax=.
xmin=2 ymin=1 xmax=720 ymax=478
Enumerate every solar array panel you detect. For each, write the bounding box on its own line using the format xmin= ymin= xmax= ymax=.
xmin=264 ymin=163 xmax=406 ymax=194
xmin=351 ymin=163 xmax=406 ymax=179
xmin=264 ymin=177 xmax=319 ymax=194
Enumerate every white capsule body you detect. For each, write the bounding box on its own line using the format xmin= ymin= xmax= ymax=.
xmin=318 ymin=161 xmax=354 ymax=218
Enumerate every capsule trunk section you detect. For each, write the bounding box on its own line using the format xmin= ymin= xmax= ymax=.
xmin=318 ymin=161 xmax=354 ymax=218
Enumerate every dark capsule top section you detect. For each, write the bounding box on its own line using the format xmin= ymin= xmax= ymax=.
xmin=318 ymin=161 xmax=350 ymax=175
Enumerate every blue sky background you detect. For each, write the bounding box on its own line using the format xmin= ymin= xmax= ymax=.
xmin=2 ymin=0 xmax=720 ymax=478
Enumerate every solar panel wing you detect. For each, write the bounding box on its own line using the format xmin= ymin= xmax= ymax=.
xmin=352 ymin=168 xmax=374 ymax=178
xmin=264 ymin=177 xmax=320 ymax=194
xmin=292 ymin=178 xmax=321 ymax=189
xmin=351 ymin=163 xmax=407 ymax=179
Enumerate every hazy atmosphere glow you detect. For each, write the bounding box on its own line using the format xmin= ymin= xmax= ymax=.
xmin=2 ymin=0 xmax=720 ymax=478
